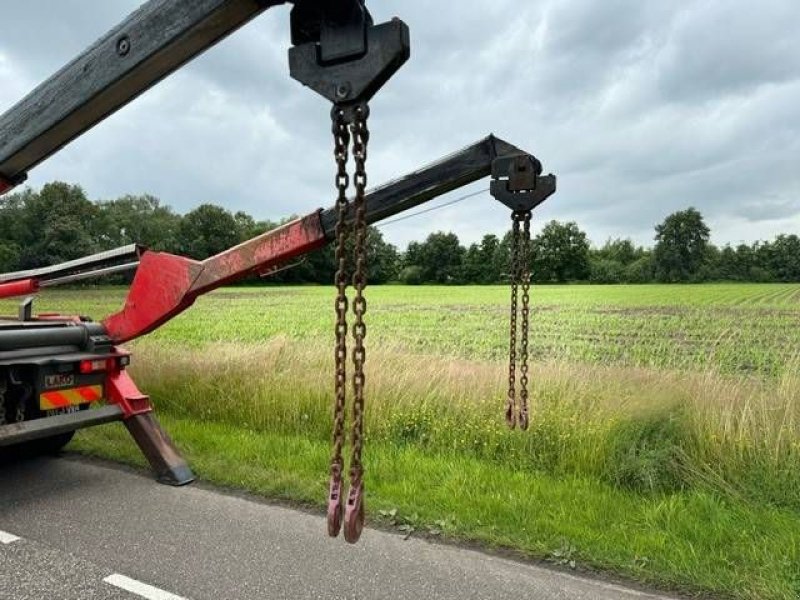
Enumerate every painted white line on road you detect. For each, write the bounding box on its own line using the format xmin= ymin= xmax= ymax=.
xmin=0 ymin=530 xmax=21 ymax=544
xmin=103 ymin=574 xmax=187 ymax=600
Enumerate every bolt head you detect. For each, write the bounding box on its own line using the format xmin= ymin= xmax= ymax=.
xmin=116 ymin=36 xmax=131 ymax=57
xmin=335 ymin=83 xmax=352 ymax=100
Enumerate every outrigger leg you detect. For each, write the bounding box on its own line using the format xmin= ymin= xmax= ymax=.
xmin=107 ymin=370 xmax=194 ymax=486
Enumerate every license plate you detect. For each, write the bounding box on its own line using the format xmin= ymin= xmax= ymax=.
xmin=39 ymin=385 xmax=103 ymax=411
xmin=45 ymin=374 xmax=75 ymax=389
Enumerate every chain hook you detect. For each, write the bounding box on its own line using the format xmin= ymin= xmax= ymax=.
xmin=327 ymin=462 xmax=345 ymax=537
xmin=343 ymin=469 xmax=365 ymax=543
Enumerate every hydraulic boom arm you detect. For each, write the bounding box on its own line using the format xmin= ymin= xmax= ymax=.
xmin=101 ymin=135 xmax=555 ymax=343
xmin=0 ymin=0 xmax=398 ymax=195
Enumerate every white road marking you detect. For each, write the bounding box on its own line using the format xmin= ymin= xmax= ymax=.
xmin=103 ymin=574 xmax=187 ymax=600
xmin=0 ymin=530 xmax=20 ymax=544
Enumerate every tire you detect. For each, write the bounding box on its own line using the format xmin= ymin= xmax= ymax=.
xmin=30 ymin=431 xmax=76 ymax=455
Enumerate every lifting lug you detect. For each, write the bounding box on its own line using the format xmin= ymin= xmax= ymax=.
xmin=490 ymin=154 xmax=556 ymax=213
xmin=288 ymin=5 xmax=410 ymax=113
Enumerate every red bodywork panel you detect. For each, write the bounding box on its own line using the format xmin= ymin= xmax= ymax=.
xmin=102 ymin=212 xmax=327 ymax=343
xmin=0 ymin=278 xmax=39 ymax=300
xmin=106 ymin=369 xmax=153 ymax=418
xmin=0 ymin=175 xmax=14 ymax=196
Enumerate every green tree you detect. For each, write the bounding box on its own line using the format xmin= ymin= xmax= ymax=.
xmin=178 ymin=204 xmax=240 ymax=259
xmin=593 ymin=238 xmax=644 ymax=266
xmin=411 ymin=231 xmax=465 ymax=283
xmin=763 ymin=234 xmax=800 ymax=282
xmin=0 ymin=242 xmax=20 ymax=273
xmin=624 ymin=254 xmax=654 ymax=283
xmin=652 ymin=208 xmax=710 ymax=282
xmin=590 ymin=259 xmax=624 ymax=283
xmin=17 ymin=182 xmax=101 ymax=268
xmin=98 ymin=194 xmax=181 ymax=252
xmin=463 ymin=234 xmax=502 ymax=283
xmin=532 ymin=220 xmax=590 ymax=282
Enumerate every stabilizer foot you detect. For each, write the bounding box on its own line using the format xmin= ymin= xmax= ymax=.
xmin=124 ymin=413 xmax=195 ymax=486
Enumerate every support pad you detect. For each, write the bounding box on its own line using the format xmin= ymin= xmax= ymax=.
xmin=124 ymin=413 xmax=195 ymax=486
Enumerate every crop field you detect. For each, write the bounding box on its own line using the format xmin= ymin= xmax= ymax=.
xmin=14 ymin=282 xmax=800 ymax=376
xmin=4 ymin=283 xmax=800 ymax=599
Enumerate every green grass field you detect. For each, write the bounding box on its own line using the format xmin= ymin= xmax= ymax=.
xmin=4 ymin=283 xmax=800 ymax=599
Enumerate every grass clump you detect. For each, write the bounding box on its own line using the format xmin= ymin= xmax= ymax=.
xmin=603 ymin=409 xmax=690 ymax=494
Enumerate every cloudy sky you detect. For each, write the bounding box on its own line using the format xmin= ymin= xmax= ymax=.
xmin=1 ymin=0 xmax=798 ymax=249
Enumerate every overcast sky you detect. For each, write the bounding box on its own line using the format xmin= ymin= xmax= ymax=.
xmin=1 ymin=0 xmax=798 ymax=249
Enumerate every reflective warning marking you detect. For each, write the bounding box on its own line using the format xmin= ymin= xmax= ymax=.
xmin=40 ymin=385 xmax=103 ymax=410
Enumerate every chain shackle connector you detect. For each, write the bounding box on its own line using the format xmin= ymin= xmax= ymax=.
xmin=327 ymin=462 xmax=345 ymax=537
xmin=343 ymin=470 xmax=365 ymax=544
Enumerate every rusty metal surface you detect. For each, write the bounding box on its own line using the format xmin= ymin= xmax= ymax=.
xmin=102 ymin=214 xmax=327 ymax=343
xmin=124 ymin=413 xmax=194 ymax=486
xmin=0 ymin=405 xmax=123 ymax=447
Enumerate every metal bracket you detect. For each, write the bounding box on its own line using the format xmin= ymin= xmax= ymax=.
xmin=18 ymin=297 xmax=33 ymax=322
xmin=288 ymin=13 xmax=410 ymax=109
xmin=490 ymin=154 xmax=557 ymax=213
xmin=0 ymin=171 xmax=27 ymax=196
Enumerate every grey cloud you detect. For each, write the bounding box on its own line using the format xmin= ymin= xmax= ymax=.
xmin=0 ymin=0 xmax=798 ymax=250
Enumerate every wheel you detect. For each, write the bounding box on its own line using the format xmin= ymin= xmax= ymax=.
xmin=29 ymin=430 xmax=76 ymax=455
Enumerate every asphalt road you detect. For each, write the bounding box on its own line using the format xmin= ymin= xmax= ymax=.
xmin=0 ymin=455 xmax=678 ymax=600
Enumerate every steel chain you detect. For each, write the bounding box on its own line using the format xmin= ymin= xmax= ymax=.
xmin=326 ymin=103 xmax=370 ymax=544
xmin=344 ymin=102 xmax=369 ymax=544
xmin=506 ymin=216 xmax=520 ymax=429
xmin=507 ymin=211 xmax=533 ymax=430
xmin=518 ymin=212 xmax=531 ymax=430
xmin=327 ymin=106 xmax=351 ymax=538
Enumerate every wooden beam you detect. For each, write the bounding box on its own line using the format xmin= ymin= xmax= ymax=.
xmin=0 ymin=0 xmax=286 ymax=185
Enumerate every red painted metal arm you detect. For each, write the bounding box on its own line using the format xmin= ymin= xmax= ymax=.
xmin=102 ymin=212 xmax=327 ymax=343
xmin=0 ymin=279 xmax=39 ymax=300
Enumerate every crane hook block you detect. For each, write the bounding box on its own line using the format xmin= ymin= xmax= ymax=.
xmin=490 ymin=154 xmax=557 ymax=213
xmin=288 ymin=17 xmax=410 ymax=108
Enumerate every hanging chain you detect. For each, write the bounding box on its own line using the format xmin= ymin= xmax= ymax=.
xmin=518 ymin=212 xmax=531 ymax=430
xmin=507 ymin=211 xmax=532 ymax=430
xmin=344 ymin=103 xmax=370 ymax=544
xmin=506 ymin=216 xmax=520 ymax=429
xmin=327 ymin=106 xmax=351 ymax=538
xmin=326 ymin=103 xmax=370 ymax=544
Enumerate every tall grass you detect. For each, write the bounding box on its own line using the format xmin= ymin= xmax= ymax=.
xmin=129 ymin=338 xmax=800 ymax=512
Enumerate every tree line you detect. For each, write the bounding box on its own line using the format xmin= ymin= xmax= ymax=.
xmin=1 ymin=181 xmax=798 ymax=284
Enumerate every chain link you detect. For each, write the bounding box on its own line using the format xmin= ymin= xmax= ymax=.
xmin=507 ymin=211 xmax=532 ymax=431
xmin=518 ymin=212 xmax=531 ymax=430
xmin=327 ymin=103 xmax=370 ymax=544
xmin=506 ymin=216 xmax=520 ymax=429
xmin=327 ymin=106 xmax=351 ymax=538
xmin=349 ymin=103 xmax=369 ymax=479
xmin=343 ymin=102 xmax=370 ymax=544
